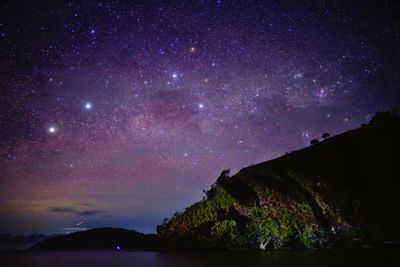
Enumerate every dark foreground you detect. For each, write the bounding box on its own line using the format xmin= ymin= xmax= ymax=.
xmin=1 ymin=248 xmax=399 ymax=267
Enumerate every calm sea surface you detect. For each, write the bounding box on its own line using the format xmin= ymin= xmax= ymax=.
xmin=1 ymin=248 xmax=399 ymax=267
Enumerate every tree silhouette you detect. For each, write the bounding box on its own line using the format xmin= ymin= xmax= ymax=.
xmin=217 ymin=169 xmax=230 ymax=184
xmin=371 ymin=111 xmax=393 ymax=125
xmin=321 ymin=133 xmax=330 ymax=139
xmin=310 ymin=139 xmax=319 ymax=145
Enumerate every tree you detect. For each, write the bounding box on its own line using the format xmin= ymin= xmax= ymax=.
xmin=321 ymin=133 xmax=330 ymax=139
xmin=245 ymin=207 xmax=290 ymax=249
xmin=371 ymin=111 xmax=392 ymax=124
xmin=310 ymin=139 xmax=319 ymax=145
xmin=216 ymin=169 xmax=230 ymax=184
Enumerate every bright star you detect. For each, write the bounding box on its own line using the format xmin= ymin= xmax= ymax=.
xmin=172 ymin=73 xmax=178 ymax=79
xmin=48 ymin=126 xmax=57 ymax=134
xmin=198 ymin=103 xmax=204 ymax=109
xmin=85 ymin=102 xmax=92 ymax=110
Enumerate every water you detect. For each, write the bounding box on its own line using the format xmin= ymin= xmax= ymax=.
xmin=1 ymin=249 xmax=399 ymax=267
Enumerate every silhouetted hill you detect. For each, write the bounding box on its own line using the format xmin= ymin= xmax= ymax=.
xmin=157 ymin=110 xmax=400 ymax=250
xmin=30 ymin=228 xmax=157 ymax=251
xmin=0 ymin=233 xmax=55 ymax=250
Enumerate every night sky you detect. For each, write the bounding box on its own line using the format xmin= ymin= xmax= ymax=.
xmin=1 ymin=0 xmax=399 ymax=235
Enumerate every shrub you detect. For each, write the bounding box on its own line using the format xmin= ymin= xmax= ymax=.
xmin=298 ymin=225 xmax=313 ymax=248
xmin=336 ymin=226 xmax=363 ymax=246
xmin=211 ymin=220 xmax=239 ymax=246
xmin=165 ymin=186 xmax=235 ymax=233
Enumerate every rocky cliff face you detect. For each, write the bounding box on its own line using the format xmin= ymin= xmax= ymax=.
xmin=157 ymin=110 xmax=400 ymax=249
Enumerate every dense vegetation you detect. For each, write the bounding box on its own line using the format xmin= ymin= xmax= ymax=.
xmin=157 ymin=110 xmax=400 ymax=250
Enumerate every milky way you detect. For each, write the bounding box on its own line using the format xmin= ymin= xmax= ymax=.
xmin=1 ymin=1 xmax=399 ymax=234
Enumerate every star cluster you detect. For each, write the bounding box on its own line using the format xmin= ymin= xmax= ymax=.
xmin=0 ymin=1 xmax=399 ymax=234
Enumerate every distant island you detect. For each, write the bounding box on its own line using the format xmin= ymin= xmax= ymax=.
xmin=30 ymin=228 xmax=157 ymax=251
xmin=32 ymin=110 xmax=400 ymax=251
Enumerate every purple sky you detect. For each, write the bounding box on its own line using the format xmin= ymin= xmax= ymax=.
xmin=1 ymin=0 xmax=399 ymax=235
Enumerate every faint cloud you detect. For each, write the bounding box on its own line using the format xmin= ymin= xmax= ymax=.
xmin=76 ymin=210 xmax=105 ymax=216
xmin=49 ymin=206 xmax=75 ymax=213
xmin=79 ymin=202 xmax=93 ymax=207
xmin=48 ymin=206 xmax=106 ymax=216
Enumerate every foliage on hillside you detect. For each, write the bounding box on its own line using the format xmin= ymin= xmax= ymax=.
xmin=157 ymin=185 xmax=236 ymax=247
xmin=157 ymin=110 xmax=400 ymax=250
xmin=157 ymin=180 xmax=324 ymax=249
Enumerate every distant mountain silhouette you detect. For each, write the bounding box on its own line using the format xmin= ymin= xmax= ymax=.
xmin=157 ymin=110 xmax=400 ymax=249
xmin=0 ymin=233 xmax=55 ymax=250
xmin=30 ymin=228 xmax=157 ymax=251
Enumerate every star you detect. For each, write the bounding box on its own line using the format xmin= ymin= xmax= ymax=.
xmin=48 ymin=126 xmax=57 ymax=134
xmin=198 ymin=103 xmax=204 ymax=109
xmin=172 ymin=73 xmax=178 ymax=79
xmin=84 ymin=102 xmax=93 ymax=110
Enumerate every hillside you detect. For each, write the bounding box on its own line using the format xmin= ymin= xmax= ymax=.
xmin=30 ymin=228 xmax=157 ymax=251
xmin=157 ymin=110 xmax=400 ymax=250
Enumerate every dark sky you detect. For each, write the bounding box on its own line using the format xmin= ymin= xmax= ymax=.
xmin=0 ymin=0 xmax=399 ymax=235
